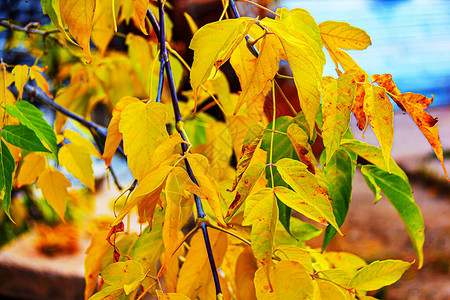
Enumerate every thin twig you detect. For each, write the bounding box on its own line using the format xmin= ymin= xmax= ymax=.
xmin=235 ymin=0 xmax=280 ymax=17
xmin=150 ymin=4 xmax=223 ymax=295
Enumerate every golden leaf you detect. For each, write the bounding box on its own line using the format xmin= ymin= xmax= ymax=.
xmin=59 ymin=143 xmax=96 ymax=192
xmin=16 ymin=153 xmax=45 ymax=188
xmin=36 ymin=168 xmax=71 ymax=221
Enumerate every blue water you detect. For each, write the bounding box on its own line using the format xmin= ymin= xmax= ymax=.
xmin=283 ymin=0 xmax=450 ymax=107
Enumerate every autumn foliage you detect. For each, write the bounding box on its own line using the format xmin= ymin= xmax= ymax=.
xmin=0 ymin=0 xmax=448 ymax=299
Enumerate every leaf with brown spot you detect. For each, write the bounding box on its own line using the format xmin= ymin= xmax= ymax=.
xmin=321 ymin=73 xmax=356 ymax=164
xmin=276 ymin=158 xmax=343 ymax=235
xmin=286 ymin=123 xmax=316 ymax=174
xmin=230 ymin=125 xmax=265 ymax=192
xmin=363 ymin=83 xmax=394 ymax=172
xmin=226 ymin=162 xmax=265 ymax=220
xmin=347 ymin=69 xmax=368 ymax=130
xmin=371 ymin=74 xmax=448 ymax=180
xmin=243 ymin=188 xmax=278 ymax=265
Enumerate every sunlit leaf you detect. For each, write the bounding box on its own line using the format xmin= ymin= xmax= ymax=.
xmin=11 ymin=65 xmax=29 ymax=100
xmin=226 ymin=162 xmax=265 ymax=220
xmin=286 ymin=123 xmax=316 ymax=174
xmin=360 ymin=165 xmax=424 ymax=268
xmin=230 ymin=125 xmax=265 ymax=192
xmin=60 ymin=0 xmax=96 ymax=57
xmin=101 ymin=260 xmax=146 ymax=294
xmin=176 ymin=230 xmax=227 ymax=299
xmin=84 ymin=230 xmax=110 ymax=299
xmin=243 ymin=188 xmax=278 ymax=265
xmin=363 ymin=83 xmax=394 ymax=172
xmin=16 ymin=153 xmax=45 ymax=188
xmin=348 ymin=259 xmax=412 ymax=291
xmin=371 ymin=74 xmax=448 ymax=180
xmin=274 ymin=245 xmax=313 ymax=273
xmin=254 ymin=260 xmax=314 ymax=299
xmin=63 ymin=129 xmax=101 ymax=159
xmin=59 ymin=143 xmax=95 ymax=192
xmin=321 ymin=74 xmax=356 ymax=164
xmin=29 ymin=65 xmax=53 ymax=98
xmin=234 ymin=33 xmax=283 ymax=114
xmin=263 ymin=18 xmax=323 ymax=137
xmin=6 ymin=101 xmax=58 ymax=155
xmin=131 ymin=0 xmax=148 ymax=35
xmin=119 ymin=101 xmax=169 ymax=180
xmin=112 ymin=165 xmax=172 ymax=226
xmin=235 ymin=246 xmax=258 ymax=300
xmin=316 ymin=280 xmax=347 ymax=300
xmin=190 ymin=18 xmax=254 ymax=99
xmin=103 ymin=97 xmax=140 ymax=167
xmin=185 ymin=153 xmax=226 ymax=227
xmin=36 ymin=168 xmax=71 ymax=221
xmin=340 ymin=139 xmax=407 ymax=182
xmin=276 ymin=158 xmax=342 ymax=235
xmin=156 ymin=290 xmax=191 ymax=300
xmin=1 ymin=124 xmax=50 ymax=153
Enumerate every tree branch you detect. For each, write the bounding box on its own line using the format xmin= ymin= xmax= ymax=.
xmin=150 ymin=4 xmax=223 ymax=296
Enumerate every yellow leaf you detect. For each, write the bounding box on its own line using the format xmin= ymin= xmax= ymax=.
xmin=185 ymin=153 xmax=226 ymax=227
xmin=91 ymin=0 xmax=120 ymax=55
xmin=363 ymin=83 xmax=394 ymax=173
xmin=371 ymin=74 xmax=448 ymax=180
xmin=348 ymin=259 xmax=412 ymax=291
xmin=112 ymin=165 xmax=172 ymax=226
xmin=60 ymin=0 xmax=96 ymax=57
xmin=263 ymin=18 xmax=323 ymax=137
xmin=36 ymin=168 xmax=71 ymax=221
xmin=150 ymin=134 xmax=185 ymax=170
xmin=190 ymin=18 xmax=254 ymax=99
xmin=119 ymin=101 xmax=169 ymax=180
xmin=235 ymin=246 xmax=258 ymax=300
xmin=63 ymin=129 xmax=101 ymax=159
xmin=276 ymin=158 xmax=343 ymax=235
xmin=254 ymin=260 xmax=314 ymax=299
xmin=323 ymin=251 xmax=367 ymax=276
xmin=202 ymin=121 xmax=233 ymax=180
xmin=12 ymin=65 xmax=29 ymax=100
xmin=230 ymin=124 xmax=265 ymax=192
xmin=184 ymin=12 xmax=198 ymax=34
xmin=16 ymin=153 xmax=45 ymax=188
xmin=131 ymin=0 xmax=148 ymax=35
xmin=286 ymin=123 xmax=317 ymax=173
xmin=321 ymin=74 xmax=356 ymax=164
xmin=319 ymin=21 xmax=371 ymax=50
xmin=161 ymin=167 xmax=196 ymax=273
xmin=103 ymin=97 xmax=140 ymax=167
xmin=29 ymin=65 xmax=53 ymax=98
xmin=156 ymin=290 xmax=191 ymax=300
xmin=234 ymin=33 xmax=283 ymax=115
xmin=319 ymin=21 xmax=371 ymax=71
xmin=274 ymin=245 xmax=313 ymax=273
xmin=84 ymin=230 xmax=110 ymax=299
xmin=277 ymin=8 xmax=326 ymax=65
xmin=59 ymin=143 xmax=95 ymax=192
xmin=243 ymin=188 xmax=278 ymax=265
xmin=316 ymin=280 xmax=348 ymax=300
xmin=176 ymin=230 xmax=227 ymax=299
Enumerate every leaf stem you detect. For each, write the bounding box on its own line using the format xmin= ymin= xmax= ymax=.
xmin=150 ymin=4 xmax=223 ymax=295
xmin=234 ymin=0 xmax=280 ymax=17
xmin=269 ymin=80 xmax=276 ymax=187
xmin=207 ymin=223 xmax=251 ymax=246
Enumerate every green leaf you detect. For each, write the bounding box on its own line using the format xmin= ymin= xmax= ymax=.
xmin=260 ymin=114 xmax=312 ymax=232
xmin=190 ymin=17 xmax=254 ymax=98
xmin=130 ymin=222 xmax=164 ymax=274
xmin=1 ymin=125 xmax=51 ymax=152
xmin=276 ymin=158 xmax=343 ymax=235
xmin=340 ymin=139 xmax=407 ymax=182
xmin=0 ymin=140 xmax=15 ymax=220
xmin=321 ymin=148 xmax=355 ymax=249
xmin=6 ymin=101 xmax=57 ymax=155
xmin=348 ymin=259 xmax=412 ymax=291
xmin=360 ymin=165 xmax=424 ymax=268
xmin=361 ymin=169 xmax=382 ymax=204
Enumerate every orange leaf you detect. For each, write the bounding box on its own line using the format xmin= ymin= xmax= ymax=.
xmin=103 ymin=97 xmax=140 ymax=167
xmin=16 ymin=153 xmax=45 ymax=188
xmin=84 ymin=230 xmax=110 ymax=299
xmin=60 ymin=0 xmax=96 ymax=57
xmin=36 ymin=168 xmax=71 ymax=221
xmin=371 ymin=74 xmax=448 ymax=180
xmin=131 ymin=0 xmax=148 ymax=35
